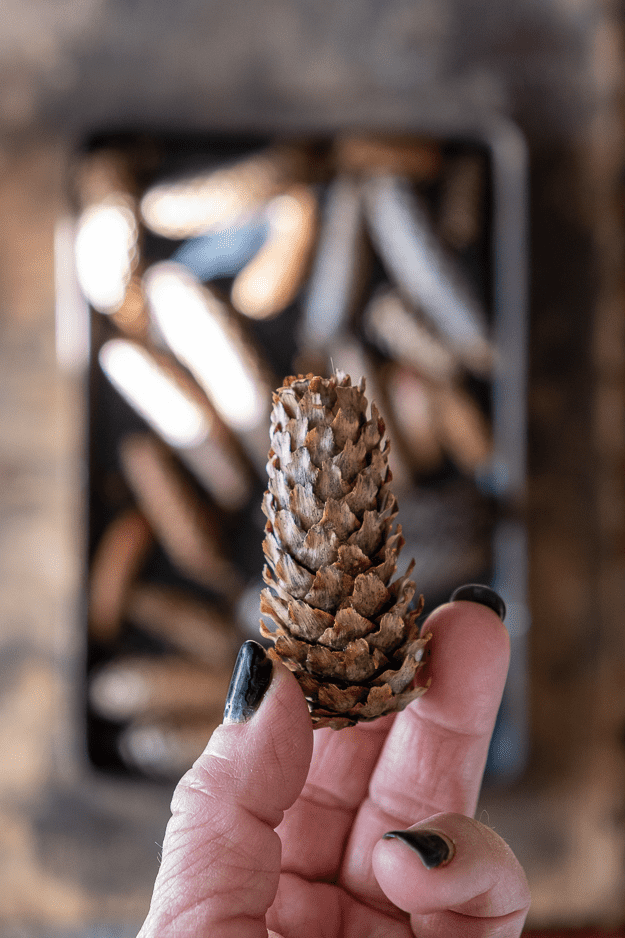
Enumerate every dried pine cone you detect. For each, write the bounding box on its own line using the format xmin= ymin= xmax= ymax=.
xmin=260 ymin=372 xmax=431 ymax=729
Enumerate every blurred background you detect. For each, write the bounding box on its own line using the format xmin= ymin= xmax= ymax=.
xmin=1 ymin=0 xmax=625 ymax=934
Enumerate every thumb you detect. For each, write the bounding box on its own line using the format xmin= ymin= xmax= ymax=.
xmin=373 ymin=812 xmax=530 ymax=937
xmin=138 ymin=641 xmax=313 ymax=938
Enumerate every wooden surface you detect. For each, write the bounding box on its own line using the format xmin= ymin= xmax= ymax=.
xmin=0 ymin=130 xmax=622 ymax=933
xmin=0 ymin=137 xmax=170 ymax=932
xmin=0 ymin=1 xmax=625 ymax=932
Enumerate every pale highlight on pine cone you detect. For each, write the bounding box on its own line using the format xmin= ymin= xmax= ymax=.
xmin=260 ymin=372 xmax=431 ymax=729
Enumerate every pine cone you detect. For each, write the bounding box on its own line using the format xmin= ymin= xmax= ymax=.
xmin=260 ymin=372 xmax=431 ymax=729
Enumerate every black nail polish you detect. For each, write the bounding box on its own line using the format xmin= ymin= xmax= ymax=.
xmin=382 ymin=828 xmax=455 ymax=869
xmin=449 ymin=583 xmax=506 ymax=621
xmin=223 ymin=641 xmax=273 ymax=724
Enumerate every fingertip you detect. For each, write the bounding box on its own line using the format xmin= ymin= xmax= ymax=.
xmin=373 ymin=820 xmax=450 ymax=914
xmin=443 ymin=584 xmax=511 ymax=663
xmin=221 ymin=641 xmax=312 ymax=735
xmin=428 ymin=592 xmax=510 ymax=640
xmin=416 ymin=598 xmax=510 ymax=735
xmin=381 ymin=827 xmax=455 ymax=869
xmin=373 ymin=813 xmax=530 ymax=921
xmin=448 ymin=584 xmax=506 ymax=621
xmin=223 ymin=640 xmax=274 ymax=725
xmin=433 ymin=596 xmax=510 ymax=665
xmin=180 ymin=649 xmax=314 ymax=821
xmin=220 ymin=647 xmax=313 ymax=750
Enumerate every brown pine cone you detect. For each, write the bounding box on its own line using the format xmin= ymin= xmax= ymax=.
xmin=260 ymin=372 xmax=431 ymax=729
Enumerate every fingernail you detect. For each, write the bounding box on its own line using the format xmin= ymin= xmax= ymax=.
xmin=382 ymin=828 xmax=455 ymax=869
xmin=223 ymin=641 xmax=273 ymax=724
xmin=449 ymin=583 xmax=506 ymax=621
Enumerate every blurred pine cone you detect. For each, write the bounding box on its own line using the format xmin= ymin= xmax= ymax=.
xmin=260 ymin=372 xmax=431 ymax=729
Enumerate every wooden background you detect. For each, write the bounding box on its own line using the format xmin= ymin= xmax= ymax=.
xmin=0 ymin=0 xmax=624 ymax=931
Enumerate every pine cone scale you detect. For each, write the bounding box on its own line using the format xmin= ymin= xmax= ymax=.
xmin=304 ymin=566 xmax=355 ymax=611
xmin=319 ymin=607 xmax=374 ymax=646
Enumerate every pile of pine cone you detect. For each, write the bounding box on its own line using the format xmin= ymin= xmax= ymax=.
xmin=75 ymin=132 xmax=495 ymax=778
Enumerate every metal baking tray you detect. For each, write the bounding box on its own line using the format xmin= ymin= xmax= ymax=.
xmin=57 ymin=123 xmax=528 ymax=782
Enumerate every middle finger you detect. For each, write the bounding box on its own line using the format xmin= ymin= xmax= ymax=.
xmin=340 ymin=598 xmax=510 ymax=904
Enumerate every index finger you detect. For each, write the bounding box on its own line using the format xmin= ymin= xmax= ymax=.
xmin=340 ymin=598 xmax=510 ymax=902
xmin=375 ymin=598 xmax=510 ymax=816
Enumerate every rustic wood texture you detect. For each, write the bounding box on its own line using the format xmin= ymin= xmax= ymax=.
xmin=1 ymin=2 xmax=625 ymax=932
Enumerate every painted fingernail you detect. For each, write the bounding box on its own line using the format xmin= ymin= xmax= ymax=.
xmin=382 ymin=828 xmax=455 ymax=869
xmin=449 ymin=583 xmax=506 ymax=621
xmin=223 ymin=640 xmax=273 ymax=724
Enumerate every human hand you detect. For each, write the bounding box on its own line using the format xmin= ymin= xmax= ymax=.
xmin=138 ymin=586 xmax=530 ymax=937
